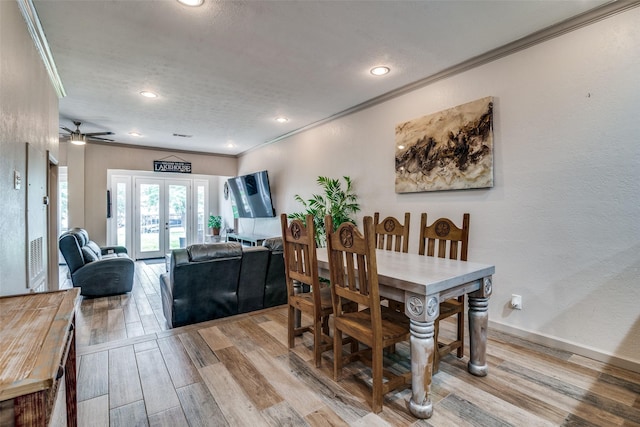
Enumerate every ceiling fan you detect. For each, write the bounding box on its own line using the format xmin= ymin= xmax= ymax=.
xmin=60 ymin=120 xmax=114 ymax=145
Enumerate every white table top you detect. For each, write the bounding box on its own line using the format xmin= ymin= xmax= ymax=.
xmin=315 ymin=247 xmax=495 ymax=296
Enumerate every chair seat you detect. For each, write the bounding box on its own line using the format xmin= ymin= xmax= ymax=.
xmin=335 ymin=308 xmax=410 ymax=344
xmin=439 ymin=298 xmax=463 ymax=319
xmin=290 ymin=286 xmax=340 ymax=312
xmin=380 ymin=305 xmax=411 ymax=329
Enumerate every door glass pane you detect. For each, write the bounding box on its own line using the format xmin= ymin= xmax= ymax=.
xmin=196 ymin=185 xmax=205 ymax=244
xmin=59 ymin=169 xmax=68 ymax=235
xmin=116 ymin=182 xmax=127 ymax=247
xmin=140 ymin=183 xmax=160 ymax=252
xmin=168 ymin=184 xmax=187 ymax=249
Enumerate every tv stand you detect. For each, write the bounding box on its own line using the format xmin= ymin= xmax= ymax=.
xmin=226 ymin=232 xmax=274 ymax=247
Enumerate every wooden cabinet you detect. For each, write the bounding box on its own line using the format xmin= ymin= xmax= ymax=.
xmin=0 ymin=289 xmax=80 ymax=426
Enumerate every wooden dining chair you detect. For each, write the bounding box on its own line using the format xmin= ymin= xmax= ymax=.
xmin=418 ymin=213 xmax=470 ymax=372
xmin=373 ymin=212 xmax=410 ymax=253
xmin=280 ymin=213 xmax=354 ymax=368
xmin=325 ymin=215 xmax=411 ymax=414
xmin=373 ymin=212 xmax=410 ymax=325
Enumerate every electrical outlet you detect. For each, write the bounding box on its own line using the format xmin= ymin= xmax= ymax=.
xmin=511 ymin=294 xmax=522 ymax=310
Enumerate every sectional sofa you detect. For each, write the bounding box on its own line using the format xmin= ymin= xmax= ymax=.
xmin=160 ymin=237 xmax=286 ymax=328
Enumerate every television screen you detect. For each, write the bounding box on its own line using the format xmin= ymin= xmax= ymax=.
xmin=227 ymin=170 xmax=275 ymax=218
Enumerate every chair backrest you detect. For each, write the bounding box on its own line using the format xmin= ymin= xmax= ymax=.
xmin=325 ymin=215 xmax=381 ymax=321
xmin=418 ymin=213 xmax=470 ymax=261
xmin=373 ymin=212 xmax=410 ymax=253
xmin=280 ymin=213 xmax=323 ymax=305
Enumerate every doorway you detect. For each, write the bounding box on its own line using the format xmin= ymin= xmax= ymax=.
xmin=108 ymin=170 xmax=212 ymax=260
xmin=135 ymin=178 xmax=190 ymax=259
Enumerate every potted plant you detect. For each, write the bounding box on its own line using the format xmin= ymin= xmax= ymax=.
xmin=208 ymin=215 xmax=222 ymax=235
xmin=289 ymin=176 xmax=360 ymax=247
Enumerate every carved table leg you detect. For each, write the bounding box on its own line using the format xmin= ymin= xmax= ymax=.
xmin=407 ymin=319 xmax=435 ymax=418
xmin=468 ymin=277 xmax=492 ymax=377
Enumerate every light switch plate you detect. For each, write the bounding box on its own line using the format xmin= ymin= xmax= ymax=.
xmin=14 ymin=170 xmax=21 ymax=190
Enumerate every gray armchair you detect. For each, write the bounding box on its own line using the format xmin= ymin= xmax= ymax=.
xmin=59 ymin=228 xmax=134 ymax=297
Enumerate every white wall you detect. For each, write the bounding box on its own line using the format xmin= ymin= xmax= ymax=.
xmin=0 ymin=2 xmax=59 ymax=296
xmin=66 ymin=144 xmax=85 ymax=228
xmin=239 ymin=7 xmax=640 ymax=371
xmin=216 ymin=176 xmax=235 ymax=233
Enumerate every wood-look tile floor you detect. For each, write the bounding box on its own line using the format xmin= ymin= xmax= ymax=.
xmin=62 ymin=262 xmax=640 ymax=426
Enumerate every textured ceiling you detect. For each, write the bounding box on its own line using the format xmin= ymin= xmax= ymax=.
xmin=33 ymin=0 xmax=609 ymax=155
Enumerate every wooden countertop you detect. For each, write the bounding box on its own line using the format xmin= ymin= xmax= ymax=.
xmin=0 ymin=288 xmax=80 ymax=401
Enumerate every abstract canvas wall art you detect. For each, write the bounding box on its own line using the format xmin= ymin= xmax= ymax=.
xmin=395 ymin=97 xmax=494 ymax=193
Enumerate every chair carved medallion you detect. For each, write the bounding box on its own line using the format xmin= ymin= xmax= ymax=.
xmin=383 ymin=218 xmax=396 ymax=232
xmin=435 ymin=220 xmax=450 ymax=237
xmin=339 ymin=226 xmax=354 ymax=247
xmin=290 ymin=222 xmax=302 ymax=239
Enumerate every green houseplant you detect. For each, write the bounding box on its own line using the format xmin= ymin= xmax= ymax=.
xmin=289 ymin=176 xmax=360 ymax=247
xmin=208 ymin=215 xmax=222 ymax=235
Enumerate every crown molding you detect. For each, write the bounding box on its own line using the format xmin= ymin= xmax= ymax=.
xmin=60 ymin=139 xmax=237 ymax=159
xmin=16 ymin=0 xmax=66 ymax=99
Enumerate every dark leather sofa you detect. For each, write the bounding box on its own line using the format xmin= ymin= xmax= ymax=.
xmin=59 ymin=228 xmax=134 ymax=297
xmin=160 ymin=237 xmax=287 ymax=328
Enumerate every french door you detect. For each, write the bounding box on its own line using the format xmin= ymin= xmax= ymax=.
xmin=135 ymin=178 xmax=190 ymax=259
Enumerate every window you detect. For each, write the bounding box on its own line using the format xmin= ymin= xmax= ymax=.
xmin=59 ymin=167 xmax=68 ymax=235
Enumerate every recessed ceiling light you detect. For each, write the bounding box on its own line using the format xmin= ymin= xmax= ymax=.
xmin=275 ymin=116 xmax=289 ymax=123
xmin=129 ymin=132 xmax=142 ymax=137
xmin=226 ymin=142 xmax=235 ymax=148
xmin=140 ymin=91 xmax=158 ymax=98
xmin=177 ymin=0 xmax=204 ymax=6
xmin=370 ymin=66 xmax=390 ymax=76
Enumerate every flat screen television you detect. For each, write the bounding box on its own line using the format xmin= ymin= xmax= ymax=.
xmin=227 ymin=170 xmax=276 ymax=218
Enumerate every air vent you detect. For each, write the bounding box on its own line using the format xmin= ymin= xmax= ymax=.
xmin=172 ymin=133 xmax=193 ymax=138
xmin=29 ymin=236 xmax=45 ymax=290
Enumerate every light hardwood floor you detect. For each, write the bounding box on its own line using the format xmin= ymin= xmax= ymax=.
xmin=61 ymin=261 xmax=640 ymax=426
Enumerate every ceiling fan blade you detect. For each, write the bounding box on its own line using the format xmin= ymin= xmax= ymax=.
xmin=87 ymin=136 xmax=114 ymax=142
xmin=60 ymin=127 xmax=74 ymax=133
xmin=84 ymin=131 xmax=115 ymax=137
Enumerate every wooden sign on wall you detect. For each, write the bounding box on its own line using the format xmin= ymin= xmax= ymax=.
xmin=153 ymin=160 xmax=192 ymax=173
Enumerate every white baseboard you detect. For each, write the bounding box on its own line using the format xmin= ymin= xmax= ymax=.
xmin=489 ymin=320 xmax=640 ymax=374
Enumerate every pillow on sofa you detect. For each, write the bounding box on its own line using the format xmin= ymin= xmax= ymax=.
xmin=81 ymin=246 xmax=100 ymax=263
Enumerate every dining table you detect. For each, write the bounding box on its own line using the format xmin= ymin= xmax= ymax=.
xmin=315 ymin=247 xmax=495 ymax=419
